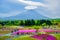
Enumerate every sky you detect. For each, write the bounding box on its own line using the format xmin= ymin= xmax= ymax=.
xmin=0 ymin=0 xmax=60 ymax=19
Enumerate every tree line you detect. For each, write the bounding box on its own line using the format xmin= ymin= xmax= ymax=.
xmin=0 ymin=19 xmax=53 ymax=26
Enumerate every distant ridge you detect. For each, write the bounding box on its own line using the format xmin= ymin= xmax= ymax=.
xmin=0 ymin=10 xmax=49 ymax=20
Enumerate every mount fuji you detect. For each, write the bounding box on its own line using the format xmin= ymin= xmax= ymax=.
xmin=0 ymin=10 xmax=49 ymax=20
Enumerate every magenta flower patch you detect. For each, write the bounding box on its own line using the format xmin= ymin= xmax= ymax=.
xmin=32 ymin=34 xmax=56 ymax=40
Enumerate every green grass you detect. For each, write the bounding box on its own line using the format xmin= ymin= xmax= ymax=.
xmin=13 ymin=35 xmax=37 ymax=40
xmin=0 ymin=30 xmax=11 ymax=34
xmin=54 ymin=34 xmax=60 ymax=40
xmin=0 ymin=36 xmax=13 ymax=40
xmin=25 ymin=26 xmax=42 ymax=29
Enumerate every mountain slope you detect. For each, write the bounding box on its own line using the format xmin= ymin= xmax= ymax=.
xmin=0 ymin=10 xmax=49 ymax=20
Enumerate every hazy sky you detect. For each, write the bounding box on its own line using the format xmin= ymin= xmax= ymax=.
xmin=0 ymin=0 xmax=60 ymax=18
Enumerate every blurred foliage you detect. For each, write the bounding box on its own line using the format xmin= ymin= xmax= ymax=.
xmin=0 ymin=19 xmax=60 ymax=29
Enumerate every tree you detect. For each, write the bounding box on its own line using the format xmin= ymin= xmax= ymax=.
xmin=36 ymin=20 xmax=40 ymax=26
xmin=46 ymin=20 xmax=52 ymax=26
xmin=40 ymin=20 xmax=46 ymax=25
xmin=24 ymin=20 xmax=31 ymax=26
xmin=30 ymin=19 xmax=35 ymax=26
xmin=20 ymin=20 xmax=24 ymax=26
xmin=0 ymin=24 xmax=2 ymax=29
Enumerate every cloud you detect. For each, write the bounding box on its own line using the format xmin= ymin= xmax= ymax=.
xmin=18 ymin=0 xmax=47 ymax=10
xmin=35 ymin=0 xmax=60 ymax=18
xmin=0 ymin=10 xmax=21 ymax=18
xmin=10 ymin=0 xmax=60 ymax=18
xmin=25 ymin=6 xmax=37 ymax=10
xmin=0 ymin=0 xmax=60 ymax=18
xmin=45 ymin=0 xmax=59 ymax=12
xmin=0 ymin=0 xmax=27 ymax=18
xmin=18 ymin=0 xmax=45 ymax=6
xmin=45 ymin=0 xmax=60 ymax=18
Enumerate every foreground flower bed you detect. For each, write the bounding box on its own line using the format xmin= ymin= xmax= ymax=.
xmin=0 ymin=34 xmax=60 ymax=40
xmin=32 ymin=34 xmax=57 ymax=40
